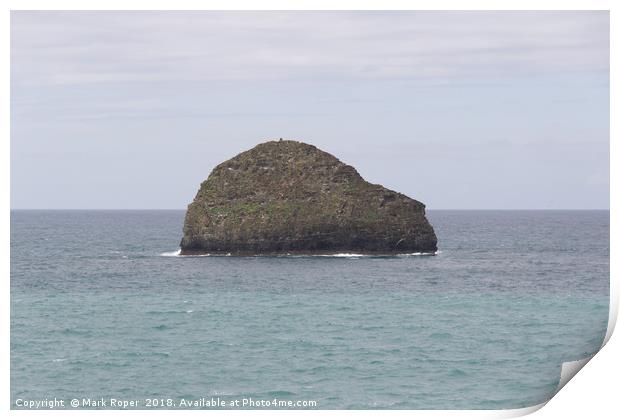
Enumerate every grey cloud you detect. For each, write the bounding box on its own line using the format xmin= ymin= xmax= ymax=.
xmin=10 ymin=11 xmax=609 ymax=209
xmin=11 ymin=11 xmax=609 ymax=87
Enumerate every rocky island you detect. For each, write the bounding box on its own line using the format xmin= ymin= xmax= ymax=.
xmin=180 ymin=140 xmax=437 ymax=255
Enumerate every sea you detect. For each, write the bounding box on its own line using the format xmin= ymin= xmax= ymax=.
xmin=10 ymin=210 xmax=609 ymax=409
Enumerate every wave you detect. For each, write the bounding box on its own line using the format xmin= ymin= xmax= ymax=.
xmin=286 ymin=252 xmax=437 ymax=258
xmin=318 ymin=252 xmax=436 ymax=257
xmin=160 ymin=249 xmax=214 ymax=257
xmin=318 ymin=253 xmax=365 ymax=257
xmin=160 ymin=249 xmax=181 ymax=257
xmin=159 ymin=249 xmax=436 ymax=258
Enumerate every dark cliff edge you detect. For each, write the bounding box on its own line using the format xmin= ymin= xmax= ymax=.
xmin=180 ymin=140 xmax=437 ymax=255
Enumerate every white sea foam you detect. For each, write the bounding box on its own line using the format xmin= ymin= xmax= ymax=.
xmin=160 ymin=249 xmax=214 ymax=257
xmin=159 ymin=249 xmax=436 ymax=258
xmin=160 ymin=249 xmax=181 ymax=257
xmin=318 ymin=253 xmax=365 ymax=257
xmin=317 ymin=252 xmax=436 ymax=258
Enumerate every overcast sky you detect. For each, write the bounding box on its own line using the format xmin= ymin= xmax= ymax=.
xmin=11 ymin=11 xmax=609 ymax=209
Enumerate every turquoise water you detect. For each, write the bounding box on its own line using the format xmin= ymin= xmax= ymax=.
xmin=11 ymin=210 xmax=609 ymax=409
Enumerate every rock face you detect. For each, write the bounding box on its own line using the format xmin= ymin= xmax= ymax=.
xmin=180 ymin=140 xmax=437 ymax=255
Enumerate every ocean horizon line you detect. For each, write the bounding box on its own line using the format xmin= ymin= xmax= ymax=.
xmin=9 ymin=208 xmax=611 ymax=212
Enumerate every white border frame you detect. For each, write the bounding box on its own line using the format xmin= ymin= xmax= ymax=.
xmin=3 ymin=1 xmax=616 ymax=419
